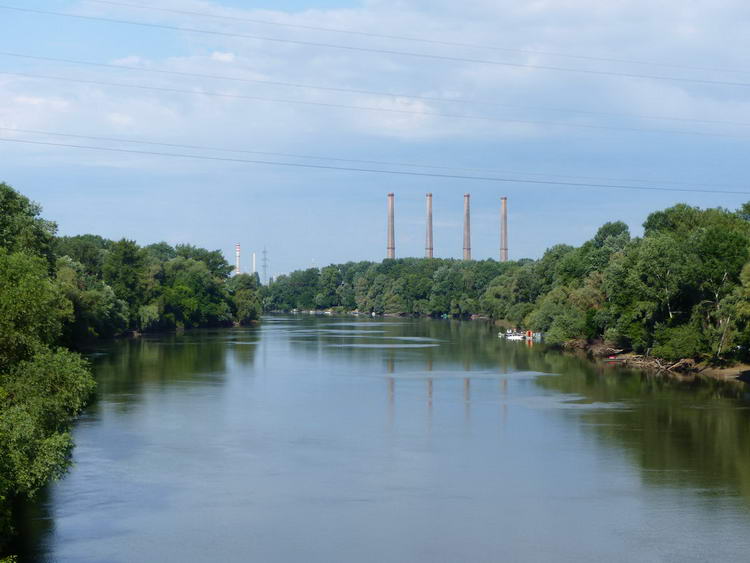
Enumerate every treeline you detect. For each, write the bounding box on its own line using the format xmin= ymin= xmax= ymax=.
xmin=0 ymin=182 xmax=261 ymax=551
xmin=54 ymin=234 xmax=262 ymax=342
xmin=266 ymin=202 xmax=750 ymax=363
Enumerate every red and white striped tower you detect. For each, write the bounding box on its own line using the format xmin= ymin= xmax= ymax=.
xmin=234 ymin=243 xmax=241 ymax=275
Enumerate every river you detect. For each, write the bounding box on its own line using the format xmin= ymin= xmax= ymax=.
xmin=13 ymin=316 xmax=750 ymax=561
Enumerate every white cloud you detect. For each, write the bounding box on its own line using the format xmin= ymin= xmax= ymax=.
xmin=3 ymin=0 xmax=750 ymax=203
xmin=106 ymin=113 xmax=135 ymax=127
xmin=12 ymin=96 xmax=69 ymax=110
xmin=3 ymin=0 xmax=746 ymax=158
xmin=210 ymin=51 xmax=235 ymax=62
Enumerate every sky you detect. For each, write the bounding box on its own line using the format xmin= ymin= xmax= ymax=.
xmin=1 ymin=0 xmax=749 ymax=277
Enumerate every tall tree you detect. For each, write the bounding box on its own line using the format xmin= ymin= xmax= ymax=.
xmin=102 ymin=239 xmax=147 ymax=329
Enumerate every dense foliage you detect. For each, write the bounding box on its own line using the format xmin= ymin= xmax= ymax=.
xmin=0 ymin=182 xmax=262 ymax=552
xmin=0 ymin=184 xmax=94 ymax=550
xmin=266 ymin=203 xmax=750 ymax=362
xmin=53 ymin=237 xmax=262 ymax=340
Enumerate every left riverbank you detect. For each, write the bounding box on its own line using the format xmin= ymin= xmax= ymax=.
xmin=0 ymin=182 xmax=263 ymax=556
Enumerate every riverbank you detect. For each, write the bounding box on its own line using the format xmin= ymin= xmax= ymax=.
xmin=273 ymin=312 xmax=750 ymax=383
xmin=569 ymin=340 xmax=750 ymax=383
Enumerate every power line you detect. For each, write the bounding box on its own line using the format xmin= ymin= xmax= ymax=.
xmin=3 ymin=4 xmax=750 ymax=88
xmin=1 ymin=136 xmax=748 ymax=195
xmin=0 ymin=126 xmax=741 ymax=191
xmin=4 ymin=70 xmax=747 ymax=140
xmin=81 ymin=0 xmax=750 ymax=77
xmin=3 ymin=51 xmax=749 ymax=129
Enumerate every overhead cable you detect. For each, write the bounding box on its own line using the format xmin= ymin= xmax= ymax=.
xmin=3 ymin=51 xmax=748 ymax=128
xmin=3 ymin=70 xmax=746 ymax=140
xmin=2 ymin=5 xmax=750 ymax=88
xmin=81 ymin=0 xmax=750 ymax=76
xmin=2 ymin=125 xmax=740 ymax=190
xmin=2 ymin=136 xmax=748 ymax=195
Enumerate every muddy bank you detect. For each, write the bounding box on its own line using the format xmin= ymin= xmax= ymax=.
xmin=563 ymin=339 xmax=750 ymax=383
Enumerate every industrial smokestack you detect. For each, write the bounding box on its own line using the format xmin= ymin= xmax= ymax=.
xmin=387 ymin=192 xmax=395 ymax=259
xmin=500 ymin=197 xmax=508 ymax=262
xmin=235 ymin=243 xmax=241 ymax=275
xmin=252 ymin=252 xmax=256 ymax=274
xmin=425 ymin=192 xmax=433 ymax=258
xmin=463 ymin=193 xmax=471 ymax=261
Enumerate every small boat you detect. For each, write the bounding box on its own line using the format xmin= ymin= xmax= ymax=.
xmin=500 ymin=329 xmax=532 ymax=341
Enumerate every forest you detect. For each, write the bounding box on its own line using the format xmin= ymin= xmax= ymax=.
xmin=0 ymin=182 xmax=262 ymax=550
xmin=265 ymin=201 xmax=750 ymax=363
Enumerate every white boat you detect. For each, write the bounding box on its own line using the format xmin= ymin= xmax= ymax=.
xmin=500 ymin=329 xmax=529 ymax=341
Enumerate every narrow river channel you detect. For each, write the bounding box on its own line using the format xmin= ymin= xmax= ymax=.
xmin=13 ymin=316 xmax=750 ymax=561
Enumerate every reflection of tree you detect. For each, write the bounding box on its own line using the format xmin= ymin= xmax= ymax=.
xmin=6 ymin=489 xmax=54 ymax=560
xmin=87 ymin=328 xmax=258 ymax=411
xmin=535 ymin=367 xmax=750 ymax=505
xmin=284 ymin=316 xmax=597 ymax=376
xmin=288 ymin=316 xmax=750 ymax=505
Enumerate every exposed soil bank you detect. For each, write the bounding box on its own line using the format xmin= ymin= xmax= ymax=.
xmin=567 ymin=339 xmax=750 ymax=383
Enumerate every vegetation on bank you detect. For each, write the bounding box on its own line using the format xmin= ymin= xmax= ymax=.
xmin=265 ymin=202 xmax=750 ymax=364
xmin=0 ymin=182 xmax=262 ymax=552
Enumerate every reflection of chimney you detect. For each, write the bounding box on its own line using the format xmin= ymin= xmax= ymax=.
xmin=463 ymin=193 xmax=471 ymax=261
xmin=500 ymin=197 xmax=508 ymax=262
xmin=425 ymin=192 xmax=433 ymax=258
xmin=386 ymin=193 xmax=395 ymax=259
xmin=234 ymin=243 xmax=241 ymax=274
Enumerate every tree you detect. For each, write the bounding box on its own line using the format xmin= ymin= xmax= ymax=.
xmin=102 ymin=239 xmax=147 ymax=328
xmin=227 ymin=274 xmax=262 ymax=324
xmin=56 ymin=257 xmax=128 ymax=344
xmin=633 ymin=233 xmax=693 ymax=322
xmin=160 ymin=257 xmax=232 ymax=328
xmin=0 ymin=183 xmax=57 ymax=267
xmin=175 ymin=244 xmax=232 ymax=279
xmin=54 ymin=234 xmax=112 ymax=278
xmin=315 ymin=266 xmax=342 ymax=309
xmin=0 ymin=250 xmax=94 ymax=546
xmin=144 ymin=241 xmax=177 ymax=263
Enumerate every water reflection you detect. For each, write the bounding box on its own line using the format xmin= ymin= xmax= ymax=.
xmin=91 ymin=327 xmax=260 ymax=402
xmin=278 ymin=316 xmax=750 ymax=510
xmin=12 ymin=316 xmax=750 ymax=562
xmin=536 ymin=368 xmax=750 ymax=503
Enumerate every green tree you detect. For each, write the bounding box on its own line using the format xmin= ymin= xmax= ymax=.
xmin=0 ymin=183 xmax=56 ymax=267
xmin=175 ymin=244 xmax=232 ymax=279
xmin=56 ymin=257 xmax=128 ymax=344
xmin=0 ymin=250 xmax=94 ymax=547
xmin=160 ymin=257 xmax=232 ymax=328
xmin=102 ymin=239 xmax=147 ymax=329
xmin=227 ymin=274 xmax=262 ymax=324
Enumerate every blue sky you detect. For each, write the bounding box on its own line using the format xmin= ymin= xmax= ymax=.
xmin=1 ymin=0 xmax=749 ymax=277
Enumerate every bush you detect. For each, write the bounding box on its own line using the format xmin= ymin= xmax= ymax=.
xmin=651 ymin=324 xmax=709 ymax=361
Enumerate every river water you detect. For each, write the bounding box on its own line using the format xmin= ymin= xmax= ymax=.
xmin=13 ymin=316 xmax=750 ymax=562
